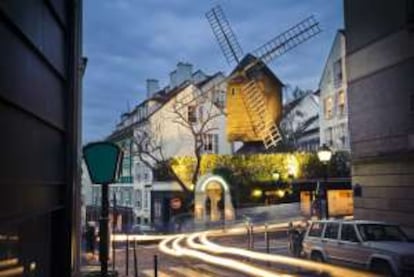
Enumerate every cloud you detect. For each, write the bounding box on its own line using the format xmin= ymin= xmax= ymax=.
xmin=83 ymin=0 xmax=343 ymax=143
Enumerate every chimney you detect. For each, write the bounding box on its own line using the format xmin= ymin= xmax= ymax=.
xmin=169 ymin=70 xmax=177 ymax=88
xmin=146 ymin=79 xmax=159 ymax=98
xmin=176 ymin=62 xmax=193 ymax=85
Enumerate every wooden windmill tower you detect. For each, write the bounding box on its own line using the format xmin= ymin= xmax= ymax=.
xmin=205 ymin=5 xmax=321 ymax=149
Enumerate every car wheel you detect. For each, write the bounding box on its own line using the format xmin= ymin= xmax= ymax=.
xmin=311 ymin=251 xmax=324 ymax=263
xmin=370 ymin=260 xmax=395 ymax=276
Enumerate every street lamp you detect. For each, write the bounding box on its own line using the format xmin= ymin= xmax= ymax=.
xmin=83 ymin=142 xmax=122 ymax=277
xmin=317 ymin=144 xmax=332 ymax=219
xmin=318 ymin=144 xmax=332 ymax=163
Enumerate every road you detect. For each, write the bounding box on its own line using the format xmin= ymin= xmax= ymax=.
xmin=81 ymin=221 xmax=375 ymax=276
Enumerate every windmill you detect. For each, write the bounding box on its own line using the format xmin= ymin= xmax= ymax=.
xmin=205 ymin=5 xmax=321 ymax=149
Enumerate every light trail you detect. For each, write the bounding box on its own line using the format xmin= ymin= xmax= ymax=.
xmin=158 ymin=221 xmax=376 ymax=276
xmin=158 ymin=235 xmax=183 ymax=257
xmin=159 ymin=233 xmax=292 ymax=277
xmin=198 ymin=232 xmax=377 ymax=277
xmin=111 ymin=220 xmax=294 ymax=242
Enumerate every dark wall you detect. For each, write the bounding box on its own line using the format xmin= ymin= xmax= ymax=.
xmin=345 ymin=0 xmax=414 ymax=235
xmin=344 ymin=0 xmax=408 ymax=53
xmin=0 ymin=0 xmax=82 ymax=276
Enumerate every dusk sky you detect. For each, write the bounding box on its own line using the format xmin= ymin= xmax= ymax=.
xmin=83 ymin=0 xmax=343 ymax=143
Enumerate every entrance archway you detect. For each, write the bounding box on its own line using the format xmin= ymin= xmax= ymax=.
xmin=194 ymin=174 xmax=235 ymax=222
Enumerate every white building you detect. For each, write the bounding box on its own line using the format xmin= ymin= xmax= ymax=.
xmin=95 ymin=62 xmax=232 ymax=229
xmin=319 ymin=30 xmax=350 ymax=152
xmin=280 ymin=91 xmax=320 ymax=152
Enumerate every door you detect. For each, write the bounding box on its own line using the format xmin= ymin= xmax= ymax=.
xmin=322 ymin=222 xmax=341 ymax=262
xmin=336 ymin=223 xmax=367 ymax=268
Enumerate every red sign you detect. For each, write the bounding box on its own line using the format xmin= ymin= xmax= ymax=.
xmin=170 ymin=197 xmax=182 ymax=210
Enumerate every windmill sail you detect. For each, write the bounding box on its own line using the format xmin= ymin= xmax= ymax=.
xmin=241 ymin=80 xmax=282 ymax=149
xmin=253 ymin=15 xmax=321 ymax=65
xmin=206 ymin=5 xmax=244 ymax=66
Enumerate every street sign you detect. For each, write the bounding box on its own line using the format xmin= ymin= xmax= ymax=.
xmin=170 ymin=197 xmax=182 ymax=210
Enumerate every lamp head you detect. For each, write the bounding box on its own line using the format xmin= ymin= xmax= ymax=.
xmin=318 ymin=144 xmax=332 ymax=163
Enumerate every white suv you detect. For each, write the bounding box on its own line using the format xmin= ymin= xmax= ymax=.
xmin=302 ymin=220 xmax=414 ymax=276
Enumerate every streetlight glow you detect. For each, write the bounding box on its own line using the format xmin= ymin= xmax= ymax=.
xmin=317 ymin=144 xmax=332 ymax=163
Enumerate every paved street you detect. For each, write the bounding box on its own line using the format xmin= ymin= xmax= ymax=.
xmin=81 ymin=229 xmax=291 ymax=276
xmin=81 ymin=223 xmax=370 ymax=277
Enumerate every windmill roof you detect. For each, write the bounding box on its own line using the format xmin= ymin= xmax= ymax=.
xmin=231 ymin=54 xmax=284 ymax=86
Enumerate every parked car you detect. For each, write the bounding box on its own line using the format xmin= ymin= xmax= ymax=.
xmin=302 ymin=219 xmax=414 ymax=276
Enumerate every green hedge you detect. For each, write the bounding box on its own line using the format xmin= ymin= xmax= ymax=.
xmin=170 ymin=151 xmax=350 ymax=187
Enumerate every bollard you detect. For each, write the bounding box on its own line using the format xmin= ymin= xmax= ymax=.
xmin=265 ymin=223 xmax=270 ymax=254
xmin=133 ymin=239 xmax=138 ymax=277
xmin=125 ymin=234 xmax=129 ymax=276
xmin=250 ymin=224 xmax=254 ymax=249
xmin=154 ymin=255 xmax=158 ymax=277
xmin=112 ymin=232 xmax=116 ymax=272
xmin=246 ymin=225 xmax=250 ymax=249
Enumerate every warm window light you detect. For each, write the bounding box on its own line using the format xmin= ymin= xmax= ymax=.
xmin=317 ymin=144 xmax=332 ymax=163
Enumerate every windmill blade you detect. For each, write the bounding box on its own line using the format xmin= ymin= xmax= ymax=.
xmin=206 ymin=5 xmax=244 ymax=66
xmin=253 ymin=15 xmax=321 ymax=64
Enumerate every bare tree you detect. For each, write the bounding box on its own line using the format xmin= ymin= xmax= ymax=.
xmin=131 ymin=85 xmax=224 ymax=199
xmin=171 ymin=91 xmax=223 ymax=186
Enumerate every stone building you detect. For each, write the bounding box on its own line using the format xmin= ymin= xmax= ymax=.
xmin=344 ymin=0 xmax=414 ymax=234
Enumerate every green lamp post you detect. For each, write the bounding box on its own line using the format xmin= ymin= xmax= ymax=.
xmin=83 ymin=142 xmax=122 ymax=277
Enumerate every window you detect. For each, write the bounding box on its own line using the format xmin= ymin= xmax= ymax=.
xmin=198 ymin=106 xmax=204 ymax=122
xmin=333 ymin=58 xmax=343 ymax=88
xmin=187 ymin=105 xmax=197 ymax=123
xmin=308 ymin=222 xmax=325 ymax=237
xmin=125 ymin=189 xmax=132 ymax=206
xmin=203 ymin=134 xmax=219 ymax=153
xmin=154 ymin=199 xmax=162 ymax=218
xmin=339 ymin=123 xmax=347 ymax=146
xmin=325 ymin=127 xmax=333 ymax=146
xmin=357 ymin=224 xmax=408 ymax=242
xmin=341 ymin=224 xmax=359 ymax=242
xmin=324 ymin=223 xmax=339 ymax=239
xmin=338 ymin=90 xmax=346 ymax=116
xmin=143 ymin=190 xmax=150 ymax=209
xmin=135 ymin=190 xmax=141 ymax=208
xmin=324 ymin=96 xmax=334 ymax=119
xmin=214 ymin=90 xmax=226 ymax=108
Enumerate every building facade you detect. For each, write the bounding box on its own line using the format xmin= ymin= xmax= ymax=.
xmin=280 ymin=91 xmax=320 ymax=152
xmin=87 ymin=63 xmax=232 ymax=230
xmin=344 ymin=0 xmax=414 ymax=234
xmin=0 ymin=1 xmax=83 ymax=276
xmin=319 ymin=30 xmax=350 ymax=152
